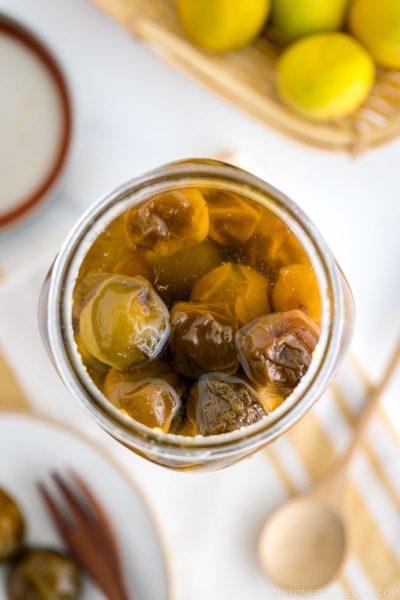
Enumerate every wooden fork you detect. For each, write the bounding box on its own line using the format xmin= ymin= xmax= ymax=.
xmin=38 ymin=471 xmax=130 ymax=600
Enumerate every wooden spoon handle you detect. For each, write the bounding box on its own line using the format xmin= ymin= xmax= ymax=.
xmin=342 ymin=335 xmax=400 ymax=469
xmin=313 ymin=336 xmax=400 ymax=506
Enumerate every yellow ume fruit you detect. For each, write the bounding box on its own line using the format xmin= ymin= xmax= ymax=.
xmin=177 ymin=0 xmax=271 ymax=52
xmin=277 ymin=32 xmax=375 ymax=121
xmin=271 ymin=0 xmax=349 ymax=41
xmin=349 ymin=0 xmax=400 ymax=69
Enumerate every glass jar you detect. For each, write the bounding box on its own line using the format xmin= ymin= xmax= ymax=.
xmin=39 ymin=160 xmax=355 ymax=471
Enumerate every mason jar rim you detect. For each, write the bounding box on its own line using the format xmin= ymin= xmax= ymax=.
xmin=46 ymin=160 xmax=344 ymax=461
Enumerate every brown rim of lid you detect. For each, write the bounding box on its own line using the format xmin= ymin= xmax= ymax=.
xmin=0 ymin=14 xmax=72 ymax=230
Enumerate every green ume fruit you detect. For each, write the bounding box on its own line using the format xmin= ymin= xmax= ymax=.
xmin=79 ymin=275 xmax=170 ymax=370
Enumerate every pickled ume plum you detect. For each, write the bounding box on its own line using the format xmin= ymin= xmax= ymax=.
xmin=103 ymin=361 xmax=184 ymax=431
xmin=207 ymin=190 xmax=262 ymax=245
xmin=169 ymin=301 xmax=239 ymax=378
xmin=79 ymin=275 xmax=170 ymax=370
xmin=246 ymin=211 xmax=310 ymax=283
xmin=191 ymin=262 xmax=271 ymax=327
xmin=73 ymin=186 xmax=322 ymax=436
xmin=272 ymin=263 xmax=322 ymax=325
xmin=125 ymin=189 xmax=209 ymax=257
xmin=236 ymin=310 xmax=320 ymax=393
xmin=144 ymin=238 xmax=222 ymax=307
xmin=188 ymin=375 xmax=267 ymax=436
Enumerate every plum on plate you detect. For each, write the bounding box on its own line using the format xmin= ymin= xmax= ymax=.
xmin=7 ymin=548 xmax=81 ymax=600
xmin=0 ymin=488 xmax=25 ymax=563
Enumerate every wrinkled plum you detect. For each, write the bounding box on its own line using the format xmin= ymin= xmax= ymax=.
xmin=189 ymin=374 xmax=267 ymax=436
xmin=144 ymin=238 xmax=222 ymax=307
xmin=236 ymin=309 xmax=320 ymax=391
xmin=191 ymin=262 xmax=271 ymax=326
xmin=272 ymin=263 xmax=322 ymax=325
xmin=79 ymin=275 xmax=170 ymax=370
xmin=246 ymin=211 xmax=310 ymax=282
xmin=0 ymin=489 xmax=25 ymax=563
xmin=169 ymin=302 xmax=239 ymax=379
xmin=125 ymin=188 xmax=209 ymax=257
xmin=207 ymin=190 xmax=262 ymax=245
xmin=7 ymin=548 xmax=81 ymax=600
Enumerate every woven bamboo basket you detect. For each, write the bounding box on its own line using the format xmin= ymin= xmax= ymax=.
xmin=92 ymin=0 xmax=400 ymax=154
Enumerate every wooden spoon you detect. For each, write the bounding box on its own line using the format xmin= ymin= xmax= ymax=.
xmin=258 ymin=339 xmax=400 ymax=590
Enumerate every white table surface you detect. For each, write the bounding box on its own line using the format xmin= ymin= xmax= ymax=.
xmin=0 ymin=1 xmax=400 ymax=598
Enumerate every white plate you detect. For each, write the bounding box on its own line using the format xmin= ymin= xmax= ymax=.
xmin=0 ymin=413 xmax=170 ymax=600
